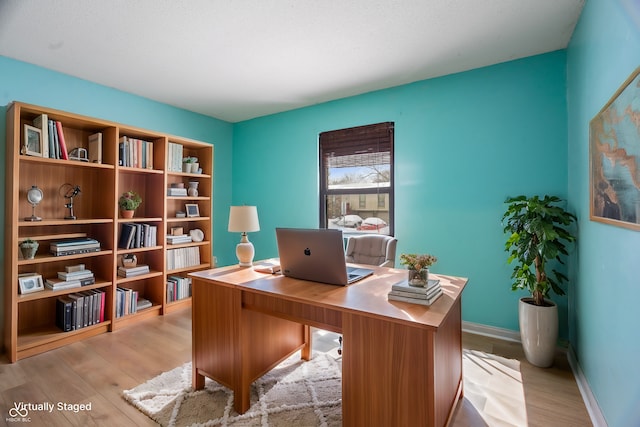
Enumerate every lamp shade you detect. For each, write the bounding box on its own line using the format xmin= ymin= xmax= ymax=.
xmin=228 ymin=206 xmax=260 ymax=233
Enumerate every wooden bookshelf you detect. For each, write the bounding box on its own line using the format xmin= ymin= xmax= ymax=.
xmin=3 ymin=101 xmax=213 ymax=362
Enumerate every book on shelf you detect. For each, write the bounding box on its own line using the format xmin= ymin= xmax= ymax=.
xmin=88 ymin=132 xmax=102 ymax=164
xmin=166 ymin=246 xmax=201 ymax=270
xmin=166 ymin=234 xmax=192 ymax=244
xmin=116 ymin=287 xmax=141 ymax=317
xmin=387 ymin=288 xmax=443 ymax=306
xmin=54 ymin=121 xmax=69 ymax=160
xmin=167 ymin=275 xmax=192 ymax=302
xmin=119 ymin=136 xmax=154 ymax=169
xmin=136 ymin=297 xmax=152 ymax=310
xmin=117 ymin=264 xmax=150 ymax=277
xmin=168 ymin=142 xmax=184 ymax=172
xmin=118 ymin=223 xmax=157 ymax=249
xmin=45 ymin=278 xmax=82 ymax=290
xmin=56 ymin=296 xmax=74 ymax=332
xmin=32 ymin=114 xmax=49 ymax=158
xmin=57 ymin=269 xmax=94 ymax=281
xmin=51 ymin=237 xmax=99 ymax=247
xmin=167 ymin=188 xmax=188 ymax=196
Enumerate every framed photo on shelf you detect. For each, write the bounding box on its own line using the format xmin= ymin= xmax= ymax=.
xmin=185 ymin=203 xmax=200 ymax=218
xmin=23 ymin=124 xmax=43 ymax=157
xmin=18 ymin=273 xmax=44 ymax=294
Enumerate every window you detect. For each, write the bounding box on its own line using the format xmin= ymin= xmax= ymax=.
xmin=319 ymin=122 xmax=394 ymax=235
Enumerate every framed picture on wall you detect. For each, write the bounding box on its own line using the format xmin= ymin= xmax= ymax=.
xmin=589 ymin=66 xmax=640 ymax=231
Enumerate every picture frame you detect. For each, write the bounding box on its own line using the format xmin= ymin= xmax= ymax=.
xmin=18 ymin=273 xmax=44 ymax=294
xmin=185 ymin=203 xmax=200 ymax=218
xmin=23 ymin=124 xmax=43 ymax=157
xmin=589 ymin=66 xmax=640 ymax=231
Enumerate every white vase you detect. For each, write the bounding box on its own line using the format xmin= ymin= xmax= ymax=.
xmin=518 ymin=297 xmax=558 ymax=367
xmin=187 ymin=181 xmax=199 ymax=197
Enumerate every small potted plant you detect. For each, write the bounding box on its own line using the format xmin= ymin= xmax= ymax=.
xmin=19 ymin=238 xmax=39 ymax=260
xmin=400 ymin=253 xmax=438 ymax=287
xmin=119 ymin=190 xmax=142 ymax=218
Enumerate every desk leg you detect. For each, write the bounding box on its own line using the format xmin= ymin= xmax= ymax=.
xmin=301 ymin=325 xmax=312 ymax=360
xmin=194 ymin=370 xmax=205 ymax=390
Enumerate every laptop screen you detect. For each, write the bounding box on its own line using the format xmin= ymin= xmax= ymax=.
xmin=275 ymin=228 xmax=372 ymax=286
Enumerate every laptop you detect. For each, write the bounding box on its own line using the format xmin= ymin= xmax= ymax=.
xmin=275 ymin=228 xmax=374 ymax=286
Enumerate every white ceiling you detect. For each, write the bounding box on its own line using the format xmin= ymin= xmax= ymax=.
xmin=0 ymin=0 xmax=584 ymax=123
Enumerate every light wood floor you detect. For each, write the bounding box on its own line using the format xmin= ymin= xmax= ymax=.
xmin=0 ymin=308 xmax=592 ymax=426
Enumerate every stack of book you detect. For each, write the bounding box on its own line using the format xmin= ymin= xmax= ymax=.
xmin=46 ymin=267 xmax=95 ymax=290
xmin=388 ymin=278 xmax=443 ymax=306
xmin=167 ymin=187 xmax=188 ymax=196
xmin=50 ymin=237 xmax=100 ymax=256
xmin=117 ymin=264 xmax=150 ymax=278
xmin=166 ymin=234 xmax=192 ymax=244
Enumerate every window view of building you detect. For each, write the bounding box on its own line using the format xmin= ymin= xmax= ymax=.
xmin=319 ymin=122 xmax=394 ymax=235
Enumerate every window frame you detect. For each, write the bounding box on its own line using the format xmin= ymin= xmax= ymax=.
xmin=319 ymin=122 xmax=394 ymax=236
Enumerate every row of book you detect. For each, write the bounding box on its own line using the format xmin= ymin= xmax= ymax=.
xmin=56 ymin=289 xmax=106 ymax=332
xmin=167 ymin=276 xmax=192 ymax=302
xmin=166 ymin=246 xmax=201 ymax=270
xmin=116 ymin=287 xmax=152 ymax=318
xmin=119 ymin=136 xmax=154 ymax=169
xmin=387 ymin=278 xmax=443 ymax=306
xmin=118 ymin=223 xmax=158 ymax=249
xmin=29 ymin=114 xmax=102 ymax=163
xmin=50 ymin=237 xmax=101 ymax=257
xmin=167 ymin=142 xmax=184 ymax=172
xmin=117 ymin=264 xmax=150 ymax=278
xmin=46 ymin=267 xmax=96 ymax=290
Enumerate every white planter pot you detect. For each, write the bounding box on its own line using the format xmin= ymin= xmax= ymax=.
xmin=518 ymin=297 xmax=558 ymax=368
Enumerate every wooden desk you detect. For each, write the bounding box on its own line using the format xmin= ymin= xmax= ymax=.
xmin=189 ymin=264 xmax=468 ymax=427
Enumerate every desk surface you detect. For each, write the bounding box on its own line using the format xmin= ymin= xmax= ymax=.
xmin=190 ymin=262 xmax=468 ymax=330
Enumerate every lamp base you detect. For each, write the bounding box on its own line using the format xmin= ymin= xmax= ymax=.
xmin=236 ymin=234 xmax=255 ymax=267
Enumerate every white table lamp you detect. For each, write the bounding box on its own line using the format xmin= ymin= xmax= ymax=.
xmin=228 ymin=206 xmax=260 ymax=267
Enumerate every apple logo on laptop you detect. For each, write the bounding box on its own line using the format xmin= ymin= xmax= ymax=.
xmin=304 ymin=248 xmax=311 ymax=256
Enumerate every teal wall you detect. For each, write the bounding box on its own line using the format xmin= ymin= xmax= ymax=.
xmin=567 ymin=0 xmax=640 ymax=425
xmin=233 ymin=51 xmax=570 ymax=337
xmin=0 ymin=56 xmax=235 ymax=347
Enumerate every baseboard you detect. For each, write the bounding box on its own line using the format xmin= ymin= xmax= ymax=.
xmin=462 ymin=321 xmax=521 ymax=342
xmin=567 ymin=344 xmax=608 ymax=427
xmin=462 ymin=321 xmax=607 ymax=427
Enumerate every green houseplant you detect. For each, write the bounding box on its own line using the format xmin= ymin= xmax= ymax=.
xmin=502 ymin=194 xmax=576 ymax=367
xmin=119 ymin=191 xmax=142 ymax=218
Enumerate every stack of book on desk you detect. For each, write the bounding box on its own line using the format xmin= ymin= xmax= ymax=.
xmin=388 ymin=278 xmax=443 ymax=306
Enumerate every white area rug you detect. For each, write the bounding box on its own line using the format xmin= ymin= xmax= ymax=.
xmin=124 ymin=349 xmax=525 ymax=427
xmin=123 ymin=351 xmax=342 ymax=427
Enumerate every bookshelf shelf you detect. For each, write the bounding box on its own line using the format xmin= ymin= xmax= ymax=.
xmin=4 ymin=101 xmax=213 ymax=362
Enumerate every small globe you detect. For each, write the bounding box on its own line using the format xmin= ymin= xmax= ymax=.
xmin=27 ymin=186 xmax=43 ymax=205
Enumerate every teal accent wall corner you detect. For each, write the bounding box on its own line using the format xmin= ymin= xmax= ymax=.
xmin=233 ymin=51 xmax=569 ymax=337
xmin=567 ymin=0 xmax=640 ymax=425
